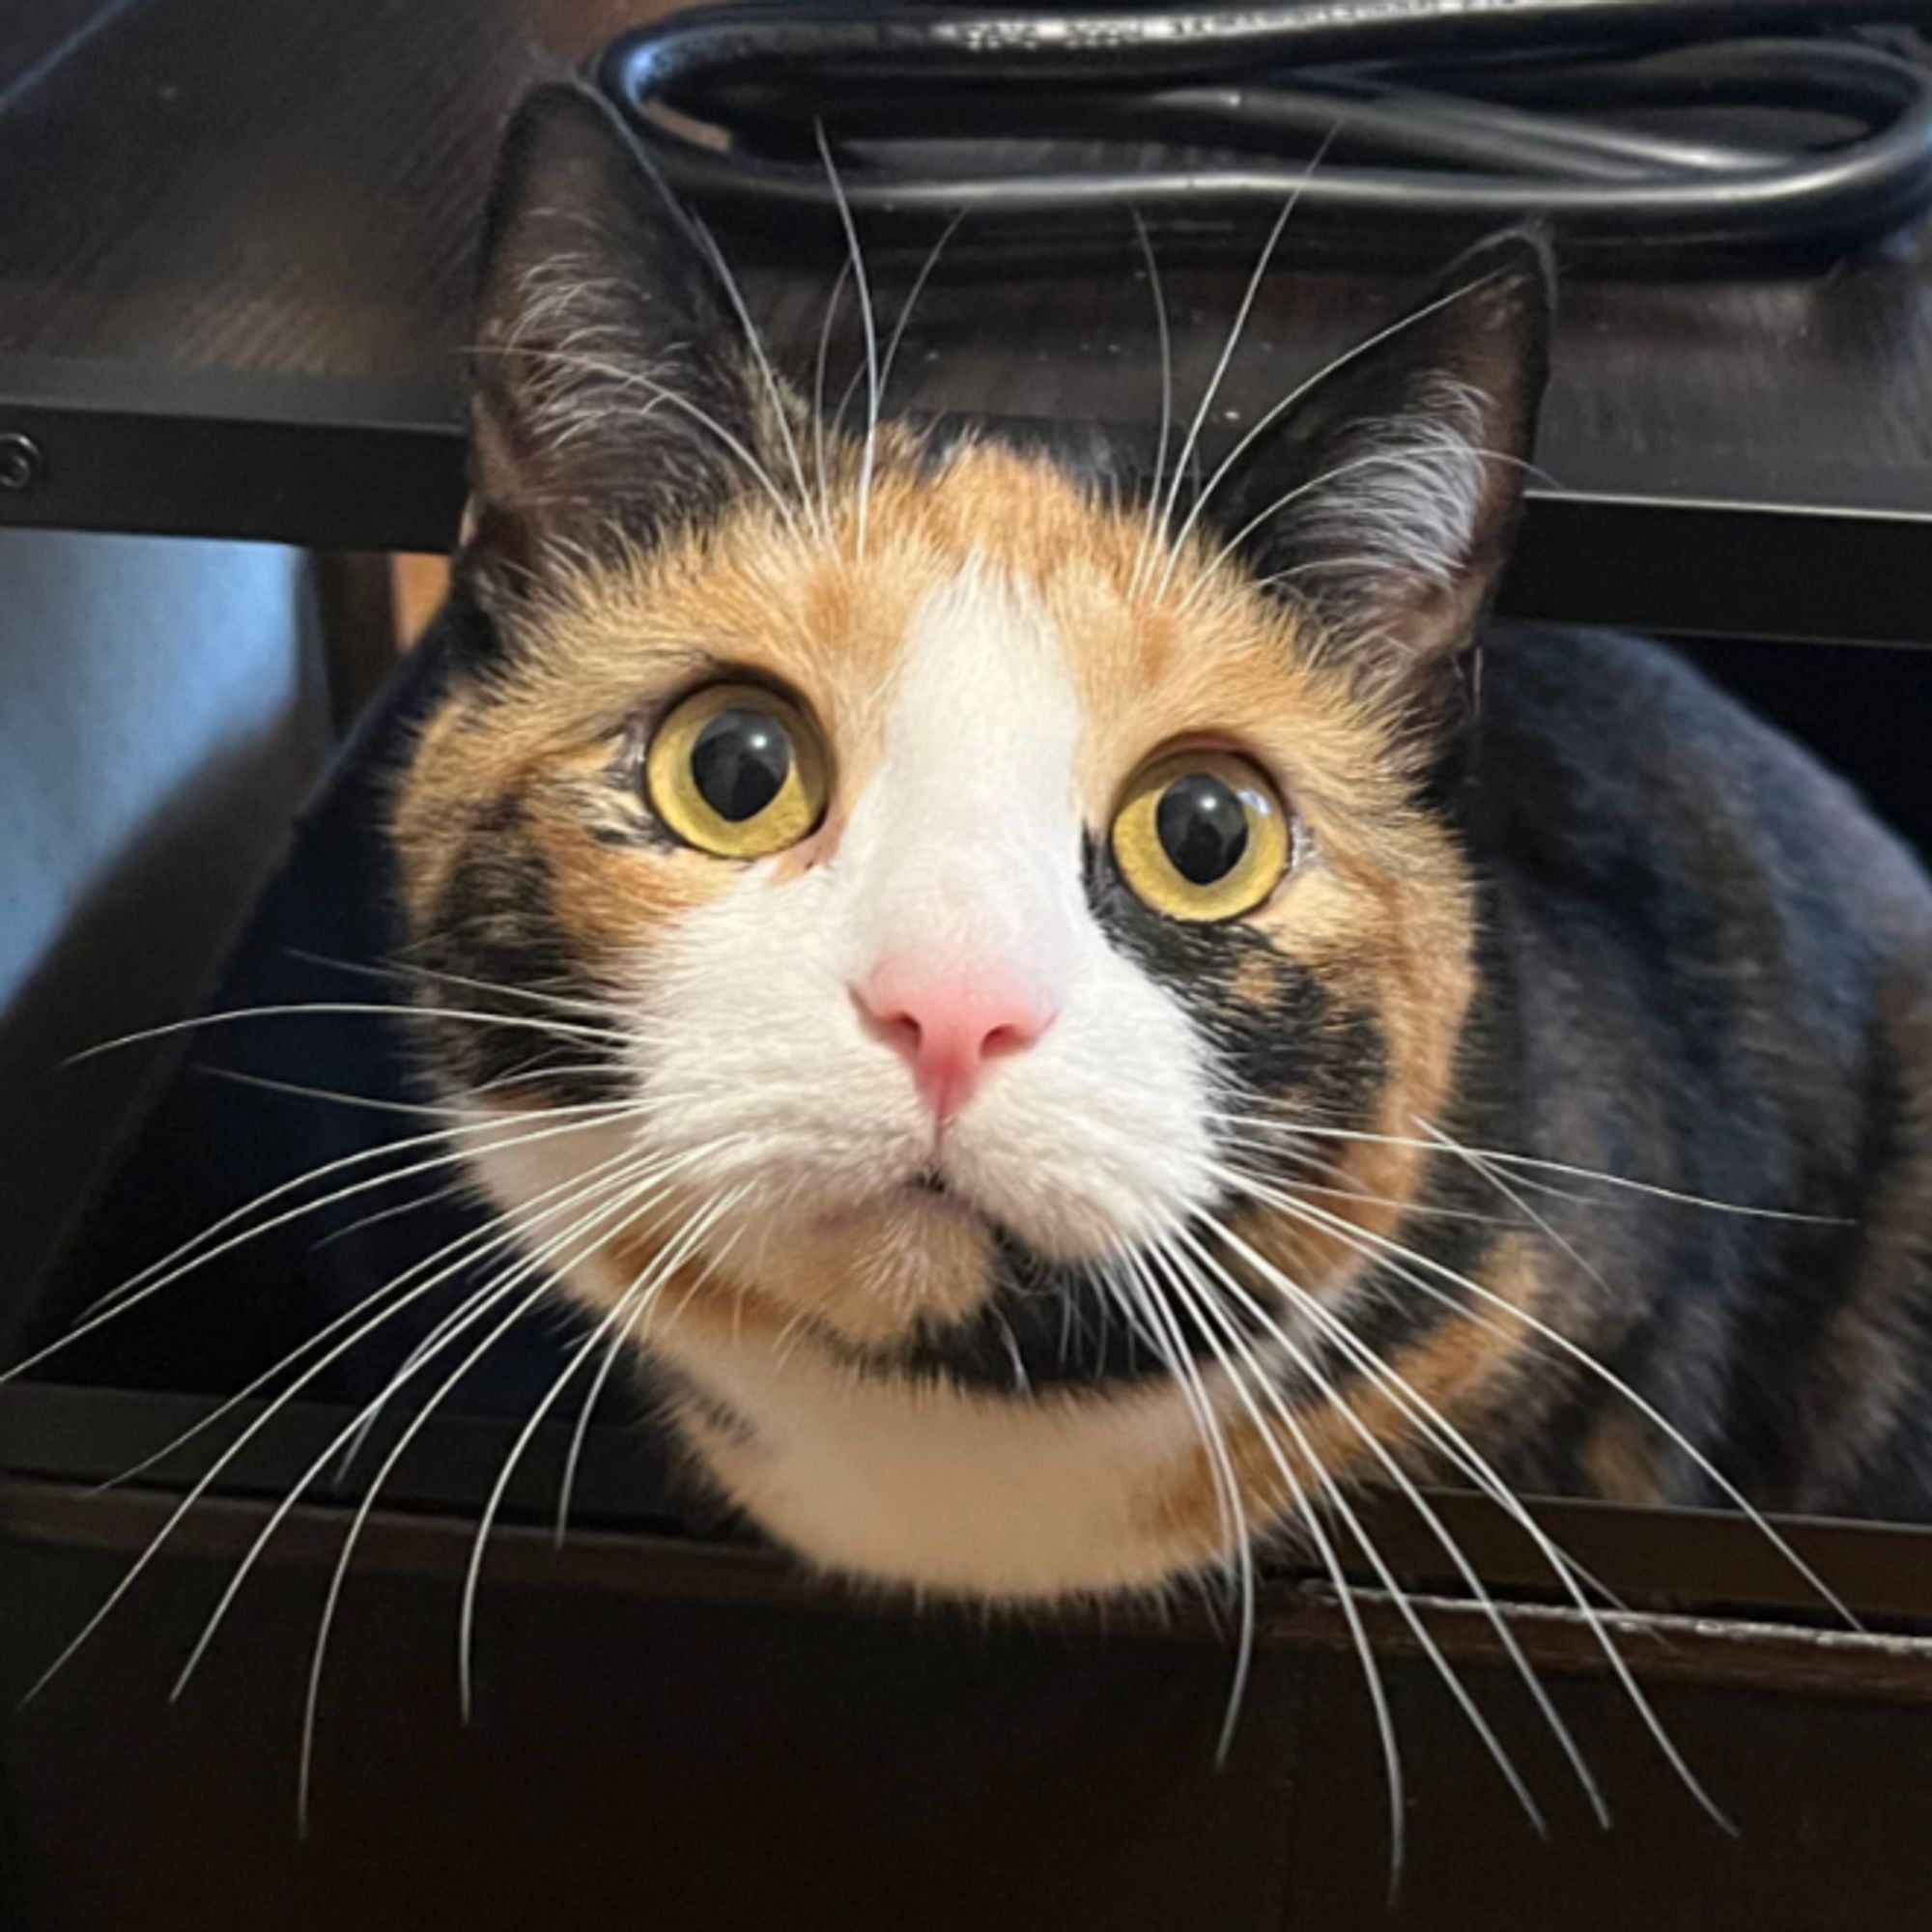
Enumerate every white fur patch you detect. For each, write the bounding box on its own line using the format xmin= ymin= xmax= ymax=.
xmin=661 ymin=1321 xmax=1236 ymax=1599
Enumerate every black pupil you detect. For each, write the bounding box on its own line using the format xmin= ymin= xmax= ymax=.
xmin=1156 ymin=774 xmax=1250 ymax=886
xmin=691 ymin=708 xmax=791 ymax=822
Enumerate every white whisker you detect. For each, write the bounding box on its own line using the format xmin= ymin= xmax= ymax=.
xmin=1209 ymin=1124 xmax=1530 ymax=1227
xmin=10 ymin=1102 xmax=650 ymax=1378
xmin=554 ymin=1196 xmax=747 ymax=1547
xmin=467 ymin=1064 xmax=627 ymax=1101
xmin=71 ymin=1001 xmax=627 ymax=1065
xmin=1128 ymin=209 xmax=1174 ymax=600
xmin=1407 ymin=1116 xmax=1856 ymax=1630
xmin=812 ymin=258 xmax=853 ymax=533
xmin=1238 ymin=1155 xmax=1846 ymax=1634
xmin=78 ymin=1094 xmax=638 ymax=1326
xmin=199 ymin=1065 xmax=453 ymax=1121
xmin=1140 ymin=1238 xmax=1409 ymax=1874
xmin=310 ymin=1176 xmax=479 ymax=1257
xmin=835 ymin=210 xmax=965 ymax=437
xmin=457 ymin=1181 xmax=750 ymax=1717
xmin=1207 ymin=1184 xmax=1730 ymax=1827
xmin=1234 ymin=1111 xmax=1846 ymax=1224
xmin=1162 ymin=1243 xmax=1469 ymax=1872
xmin=1171 ymin=1219 xmax=1605 ymax=1829
xmin=17 ymin=1141 xmax=673 ymax=1711
xmin=814 ymin=121 xmax=879 ymax=557
xmin=687 ymin=211 xmax=817 ymax=533
xmin=1150 ymin=128 xmax=1339 ymax=603
xmin=1113 ymin=1247 xmax=1255 ymax=1760
xmin=1154 ymin=190 xmax=1299 ymax=582
xmin=291 ymin=950 xmax=628 ymax=1027
xmin=88 ymin=1156 xmax=632 ymax=1497
xmin=289 ymin=1155 xmax=715 ymax=1832
xmin=1198 ymin=1172 xmax=1628 ymax=1631
xmin=1101 ymin=1256 xmax=1235 ymax=1563
xmin=1212 ymin=1169 xmax=1778 ymax=1827
xmin=878 ymin=212 xmax=964 ymax=406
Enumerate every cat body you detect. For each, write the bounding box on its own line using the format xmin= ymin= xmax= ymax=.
xmin=1428 ymin=624 xmax=1932 ymax=1520
xmin=391 ymin=82 xmax=1932 ymax=1604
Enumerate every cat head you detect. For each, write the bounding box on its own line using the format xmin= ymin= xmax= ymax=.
xmin=393 ymin=84 xmax=1550 ymax=1597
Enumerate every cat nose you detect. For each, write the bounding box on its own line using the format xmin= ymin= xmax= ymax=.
xmin=855 ymin=956 xmax=1056 ymax=1122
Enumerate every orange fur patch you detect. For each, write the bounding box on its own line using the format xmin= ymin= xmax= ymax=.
xmin=1579 ymin=1406 xmax=1665 ymax=1505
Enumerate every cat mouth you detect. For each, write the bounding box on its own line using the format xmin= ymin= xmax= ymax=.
xmin=804 ymin=1168 xmax=980 ymax=1238
xmin=893 ymin=1167 xmax=988 ymax=1226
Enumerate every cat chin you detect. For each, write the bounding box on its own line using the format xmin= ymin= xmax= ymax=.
xmin=721 ymin=1184 xmax=997 ymax=1346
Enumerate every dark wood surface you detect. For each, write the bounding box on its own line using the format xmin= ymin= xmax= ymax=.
xmin=13 ymin=1474 xmax=1932 ymax=1931
xmin=2 ymin=0 xmax=1932 ymax=644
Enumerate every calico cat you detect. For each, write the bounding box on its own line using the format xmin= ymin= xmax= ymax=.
xmin=391 ymin=81 xmax=1932 ymax=1605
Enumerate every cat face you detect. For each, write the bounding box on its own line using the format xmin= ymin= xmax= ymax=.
xmin=393 ymin=86 xmax=1549 ymax=1598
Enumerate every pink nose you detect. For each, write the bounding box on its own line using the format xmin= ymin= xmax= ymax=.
xmin=855 ymin=957 xmax=1056 ymax=1122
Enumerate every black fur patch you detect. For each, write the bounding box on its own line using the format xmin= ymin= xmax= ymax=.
xmin=412 ymin=788 xmax=628 ymax=1104
xmin=900 ymin=1227 xmax=1287 ymax=1394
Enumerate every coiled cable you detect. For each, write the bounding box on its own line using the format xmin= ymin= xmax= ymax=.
xmin=599 ymin=0 xmax=1932 ymax=269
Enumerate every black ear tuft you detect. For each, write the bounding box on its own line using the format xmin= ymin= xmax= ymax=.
xmin=1212 ymin=230 xmax=1553 ymax=684
xmin=464 ymin=84 xmax=780 ymax=605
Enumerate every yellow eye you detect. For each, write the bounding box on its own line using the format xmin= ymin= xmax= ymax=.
xmin=644 ymin=682 xmax=828 ymax=859
xmin=1111 ymin=749 xmax=1292 ymax=922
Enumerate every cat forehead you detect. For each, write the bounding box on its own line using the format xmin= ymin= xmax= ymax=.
xmin=511 ymin=440 xmax=1388 ymax=801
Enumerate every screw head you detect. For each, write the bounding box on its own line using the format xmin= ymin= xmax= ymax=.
xmin=0 ymin=432 xmax=43 ymax=492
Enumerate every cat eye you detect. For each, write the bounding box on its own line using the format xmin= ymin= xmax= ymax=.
xmin=1111 ymin=749 xmax=1292 ymax=922
xmin=644 ymin=682 xmax=829 ymax=858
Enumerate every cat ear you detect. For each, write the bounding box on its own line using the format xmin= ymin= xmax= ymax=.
xmin=1211 ymin=231 xmax=1552 ymax=683
xmin=464 ymin=83 xmax=783 ymax=601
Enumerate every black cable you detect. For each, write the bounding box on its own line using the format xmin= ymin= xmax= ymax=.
xmin=598 ymin=0 xmax=1932 ymax=270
